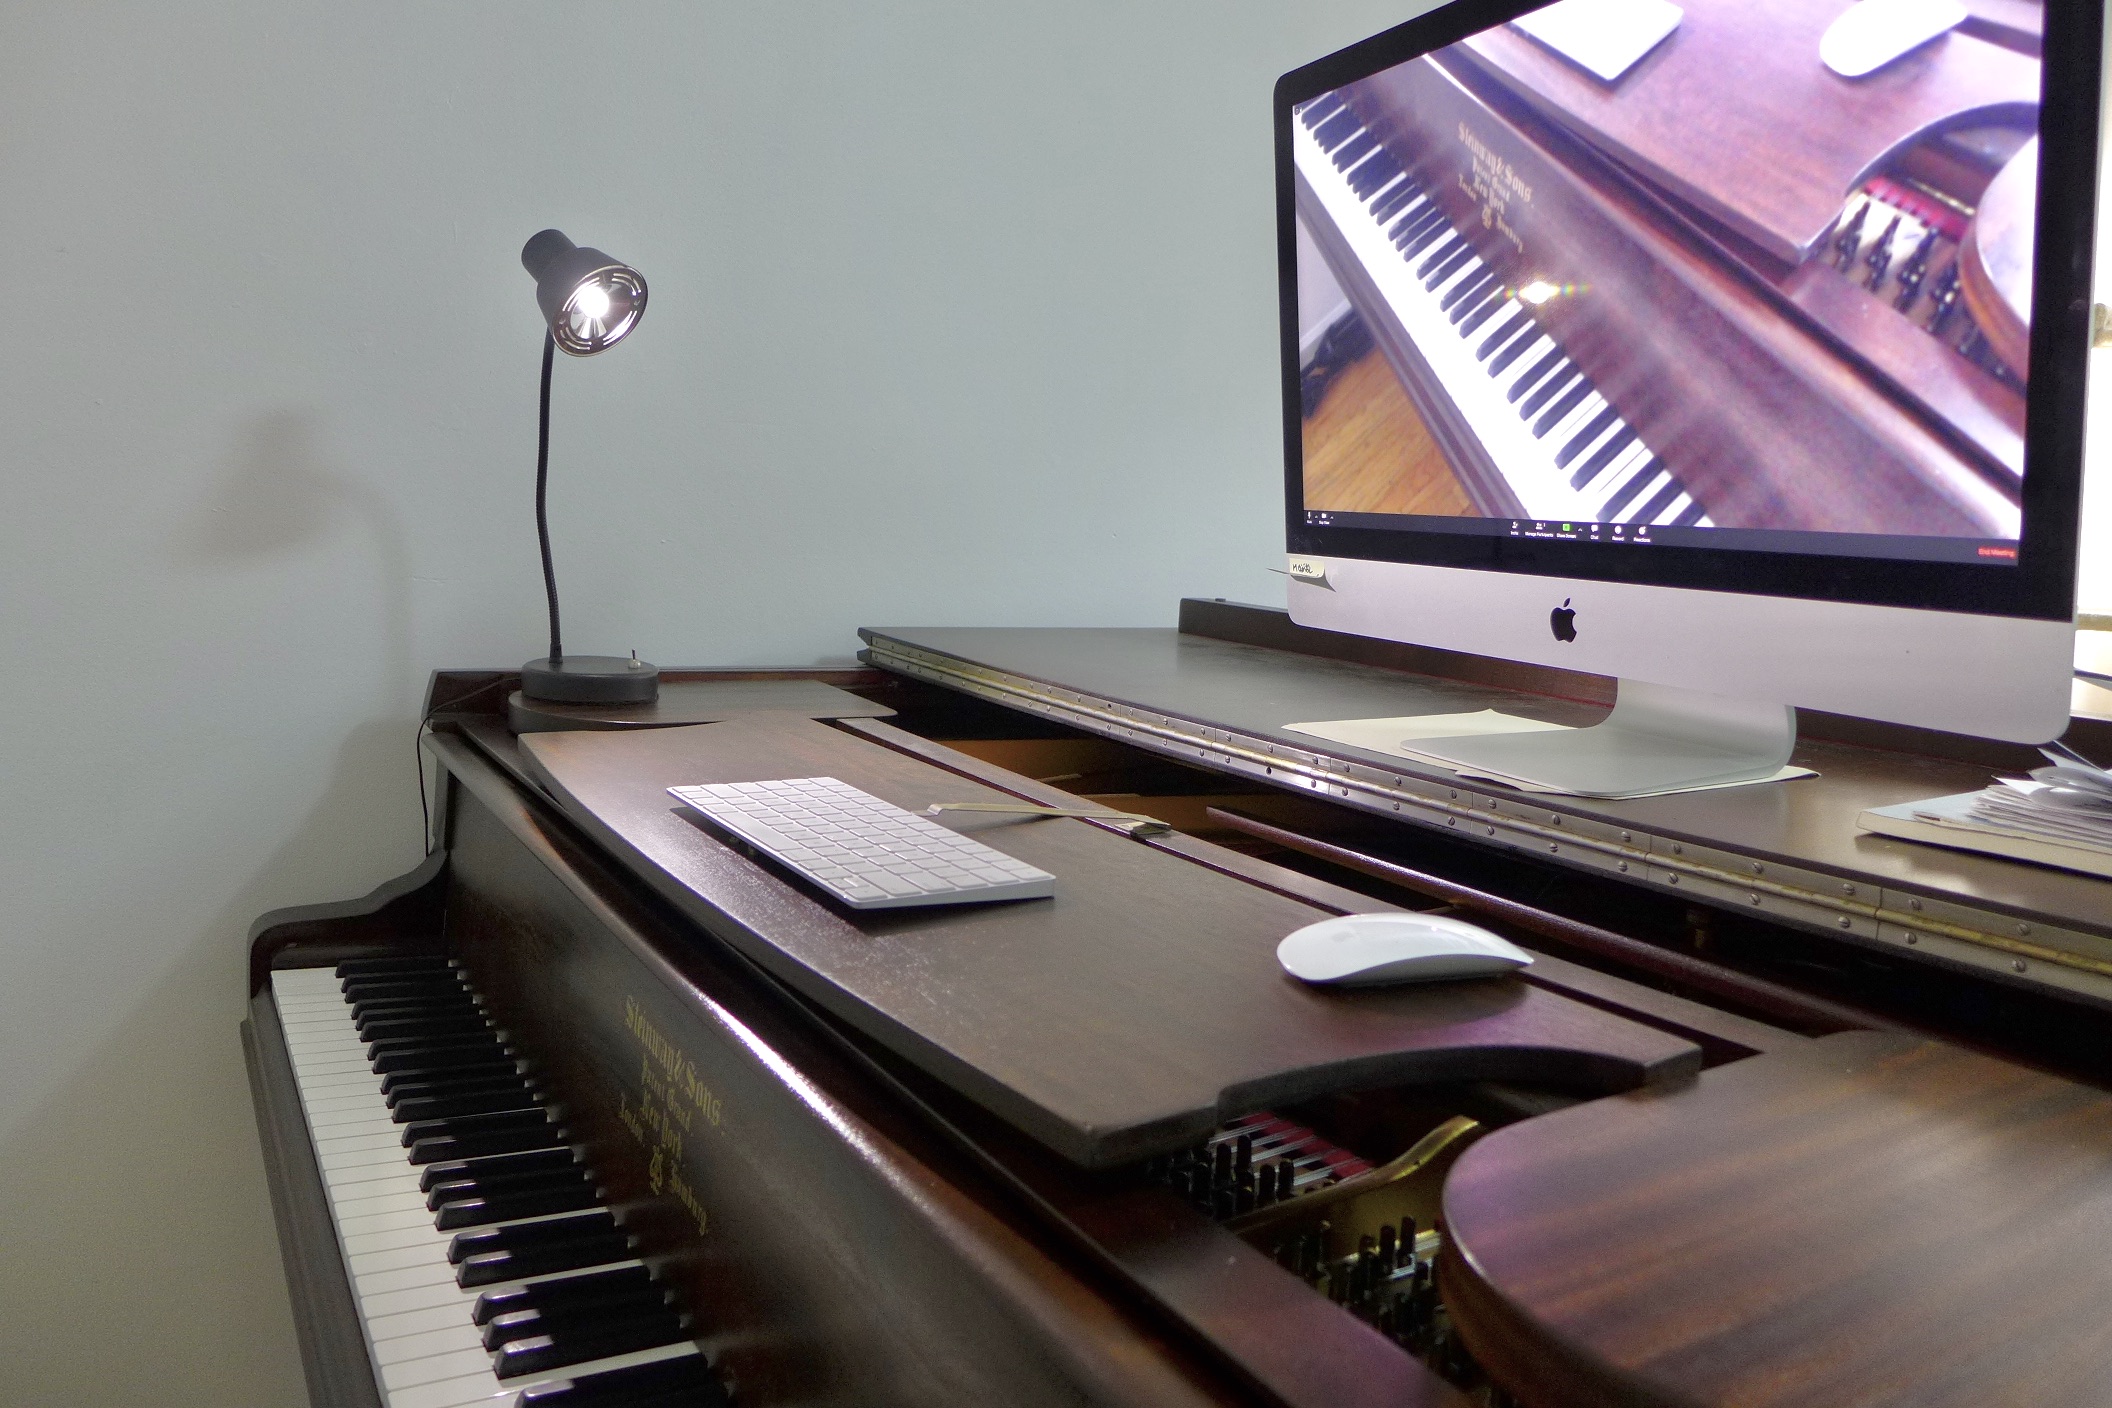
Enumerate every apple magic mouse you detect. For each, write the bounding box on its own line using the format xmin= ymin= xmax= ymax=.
xmin=1276 ymin=912 xmax=1533 ymax=986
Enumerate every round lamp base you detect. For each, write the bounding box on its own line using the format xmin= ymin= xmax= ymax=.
xmin=521 ymin=655 xmax=660 ymax=705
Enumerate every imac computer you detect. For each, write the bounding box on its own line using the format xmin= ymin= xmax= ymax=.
xmin=1278 ymin=0 xmax=2099 ymax=796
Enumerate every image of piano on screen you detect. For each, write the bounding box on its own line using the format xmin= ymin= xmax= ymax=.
xmin=1292 ymin=0 xmax=2039 ymax=551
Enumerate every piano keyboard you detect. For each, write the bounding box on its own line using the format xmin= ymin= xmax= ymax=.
xmin=271 ymin=958 xmax=728 ymax=1408
xmin=1294 ymin=93 xmax=1711 ymax=529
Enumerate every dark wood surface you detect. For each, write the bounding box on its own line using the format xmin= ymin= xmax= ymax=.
xmin=507 ymin=677 xmax=894 ymax=733
xmin=1441 ymin=1030 xmax=2112 ymax=1406
xmin=838 ymin=714 xmax=1806 ymax=1064
xmin=1461 ymin=0 xmax=2040 ymax=265
xmin=1322 ymin=49 xmax=2013 ymax=534
xmin=1960 ymin=135 xmax=2037 ymax=374
xmin=860 ymin=623 xmax=2112 ymax=933
xmin=510 ymin=712 xmax=1700 ymax=1167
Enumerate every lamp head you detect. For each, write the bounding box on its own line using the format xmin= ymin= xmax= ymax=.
xmin=521 ymin=228 xmax=646 ymax=355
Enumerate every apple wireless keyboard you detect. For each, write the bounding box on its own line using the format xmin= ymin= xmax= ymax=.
xmin=669 ymin=776 xmax=1056 ymax=909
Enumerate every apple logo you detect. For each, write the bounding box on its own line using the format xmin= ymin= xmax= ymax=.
xmin=1549 ymin=597 xmax=1577 ymax=642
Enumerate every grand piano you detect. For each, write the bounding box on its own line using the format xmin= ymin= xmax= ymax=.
xmin=1291 ymin=0 xmax=2039 ymax=534
xmin=245 ymin=602 xmax=2112 ymax=1408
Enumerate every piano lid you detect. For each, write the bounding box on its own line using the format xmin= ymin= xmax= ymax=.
xmin=1459 ymin=0 xmax=2040 ymax=265
xmin=515 ymin=713 xmax=1700 ymax=1169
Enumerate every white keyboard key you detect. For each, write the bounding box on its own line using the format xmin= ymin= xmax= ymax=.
xmin=670 ymin=777 xmax=1055 ymax=910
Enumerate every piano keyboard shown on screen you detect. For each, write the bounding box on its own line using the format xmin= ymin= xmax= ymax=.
xmin=1294 ymin=92 xmax=1712 ymax=529
xmin=271 ymin=958 xmax=729 ymax=1408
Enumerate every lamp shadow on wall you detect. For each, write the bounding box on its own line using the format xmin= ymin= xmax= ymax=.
xmin=172 ymin=409 xmax=415 ymax=708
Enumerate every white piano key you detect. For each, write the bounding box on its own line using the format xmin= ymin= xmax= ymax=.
xmin=374 ymin=1322 xmax=488 ymax=1368
xmin=311 ymin=1111 xmax=403 ymax=1138
xmin=343 ymin=1204 xmax=447 ymax=1239
xmin=345 ymin=1220 xmax=460 ymax=1258
xmin=337 ymin=1188 xmax=439 ymax=1224
xmin=320 ymin=1132 xmax=413 ymax=1164
xmin=357 ymin=1258 xmax=464 ymax=1299
xmin=385 ymin=1343 xmax=500 ymax=1391
xmin=353 ymin=1240 xmax=461 ymax=1278
xmin=369 ymin=1301 xmax=487 ymax=1343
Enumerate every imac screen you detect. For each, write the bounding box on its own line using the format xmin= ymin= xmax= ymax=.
xmin=1288 ymin=0 xmax=2056 ymax=570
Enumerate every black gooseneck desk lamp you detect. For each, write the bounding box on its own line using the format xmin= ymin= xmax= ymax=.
xmin=517 ymin=227 xmax=658 ymax=705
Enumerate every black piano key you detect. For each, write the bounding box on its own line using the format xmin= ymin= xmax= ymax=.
xmin=402 ymin=1105 xmax=555 ymax=1148
xmin=1329 ymin=129 xmax=1378 ymax=173
xmin=455 ymin=1222 xmax=637 ymax=1286
xmin=1457 ymin=291 xmax=1511 ymax=336
xmin=485 ymin=1294 xmax=679 ymax=1353
xmin=1398 ymin=216 xmax=1452 ymax=260
xmin=1506 ymin=345 xmax=1567 ymax=403
xmin=410 ymin=1122 xmax=568 ymax=1165
xmin=419 ymin=1143 xmax=581 ymax=1192
xmin=474 ymin=1265 xmax=658 ymax=1326
xmin=1517 ymin=364 xmax=1580 ymax=420
xmin=519 ymin=1355 xmax=726 ymax=1408
xmin=1311 ymin=108 xmax=1360 ymax=152
xmin=380 ymin=1058 xmax=524 ymax=1094
xmin=1631 ymin=476 xmax=1686 ymax=525
xmin=1298 ymin=93 xmax=1345 ymax=129
xmin=335 ymin=955 xmax=455 ymax=980
xmin=1671 ymin=497 xmax=1709 ymax=527
xmin=1555 ymin=405 xmax=1622 ymax=469
xmin=353 ymin=991 xmax=481 ymax=1017
xmin=1347 ymin=148 xmax=1402 ymax=199
xmin=1420 ymin=241 xmax=1475 ymax=289
xmin=1370 ymin=180 xmax=1422 ymax=226
xmin=371 ymin=1036 xmax=510 ymax=1073
xmin=386 ymin=1071 xmax=535 ymax=1109
xmin=1440 ymin=268 xmax=1495 ymax=316
xmin=1532 ymin=377 xmax=1595 ymax=438
xmin=493 ymin=1313 xmax=690 ymax=1379
xmin=1390 ymin=205 xmax=1444 ymax=251
xmin=1600 ymin=458 xmax=1664 ymax=519
xmin=452 ymin=1208 xmax=615 ymax=1254
xmin=394 ymin=1085 xmax=544 ymax=1125
xmin=435 ymin=1178 xmax=602 ymax=1230
xmin=1478 ymin=309 xmax=1535 ymax=363
xmin=360 ymin=1014 xmax=494 ymax=1043
xmin=1389 ymin=197 xmax=1439 ymax=236
xmin=1570 ymin=426 xmax=1638 ymax=489
xmin=1419 ymin=243 xmax=1469 ymax=293
xmin=351 ymin=994 xmax=479 ymax=1024
xmin=344 ymin=978 xmax=471 ymax=1005
xmin=427 ymin=1160 xmax=591 ymax=1210
xmin=484 ymin=1280 xmax=677 ymax=1348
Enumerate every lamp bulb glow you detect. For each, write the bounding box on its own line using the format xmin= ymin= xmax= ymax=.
xmin=573 ymin=282 xmax=612 ymax=320
xmin=1518 ymin=279 xmax=1561 ymax=306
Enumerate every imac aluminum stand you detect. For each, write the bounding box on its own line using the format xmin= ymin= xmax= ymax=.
xmin=1411 ymin=680 xmax=1796 ymax=798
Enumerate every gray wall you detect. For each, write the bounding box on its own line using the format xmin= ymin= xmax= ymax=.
xmin=0 ymin=2 xmax=1413 ymax=1403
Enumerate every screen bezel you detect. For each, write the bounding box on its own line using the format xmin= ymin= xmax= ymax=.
xmin=1277 ymin=0 xmax=2099 ymax=622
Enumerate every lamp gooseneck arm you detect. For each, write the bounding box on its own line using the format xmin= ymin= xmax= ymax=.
xmin=534 ymin=330 xmax=563 ymax=665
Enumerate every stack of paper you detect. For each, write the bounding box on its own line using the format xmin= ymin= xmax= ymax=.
xmin=1858 ymin=745 xmax=2112 ymax=879
xmin=1969 ymin=754 xmax=2112 ymax=850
